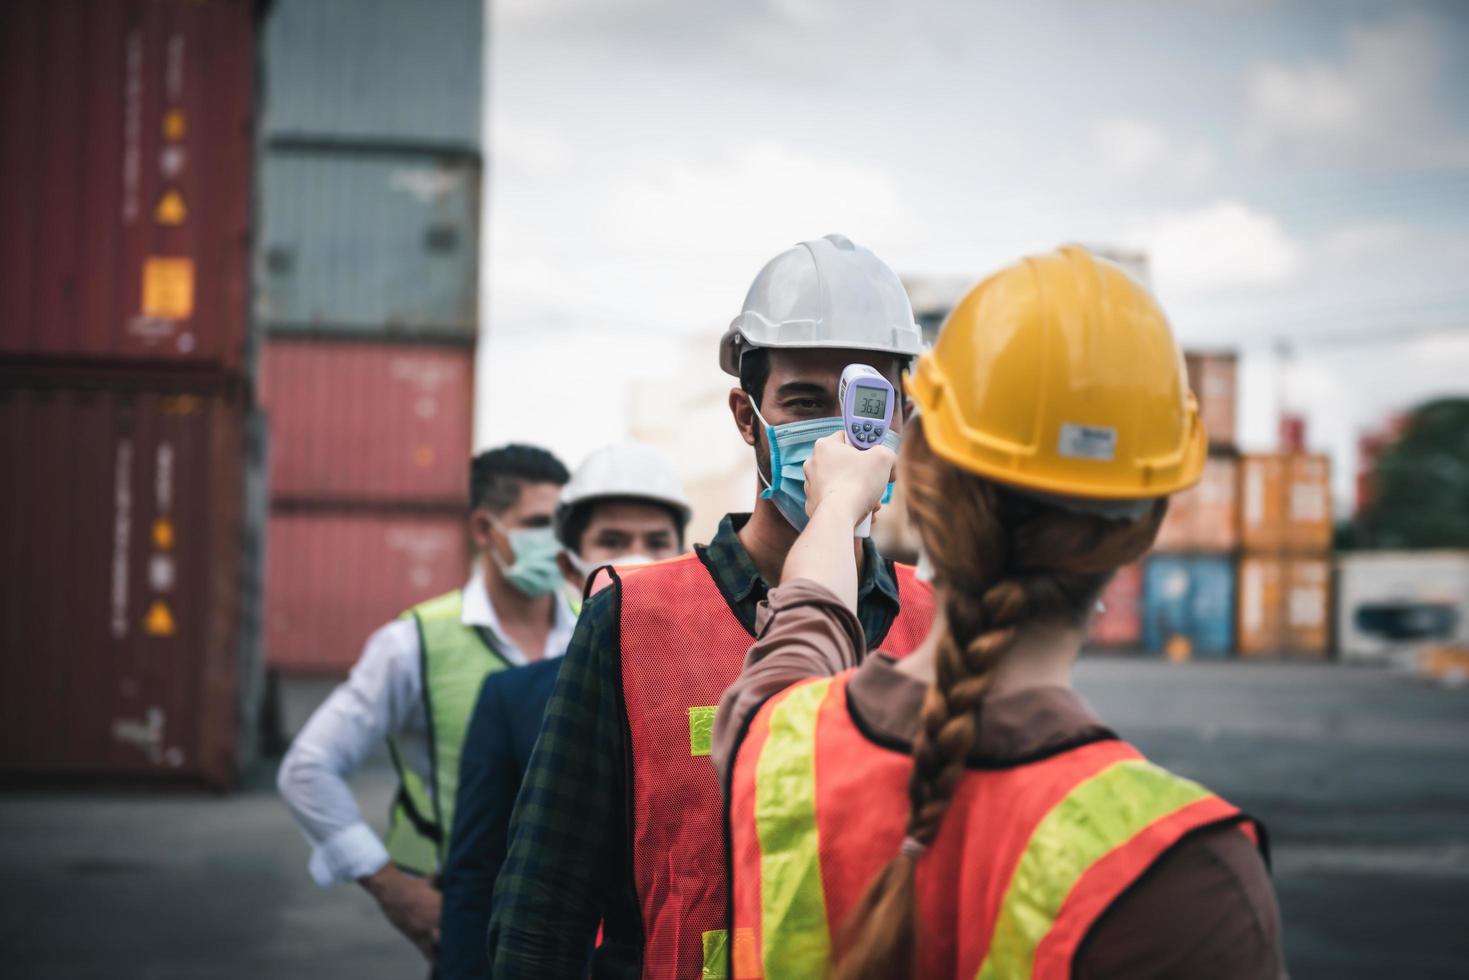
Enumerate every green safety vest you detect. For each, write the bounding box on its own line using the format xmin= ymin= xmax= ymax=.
xmin=385 ymin=589 xmax=512 ymax=875
xmin=384 ymin=585 xmax=582 ymax=875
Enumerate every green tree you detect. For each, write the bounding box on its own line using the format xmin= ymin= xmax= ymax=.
xmin=1359 ymin=399 xmax=1469 ymax=548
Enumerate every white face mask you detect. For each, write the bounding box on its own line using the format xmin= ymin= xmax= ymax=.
xmin=565 ymin=550 xmax=656 ymax=579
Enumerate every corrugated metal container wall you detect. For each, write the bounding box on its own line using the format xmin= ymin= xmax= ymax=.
xmin=1238 ymin=556 xmax=1330 ymax=656
xmin=0 ymin=0 xmax=253 ymax=370
xmin=1154 ymin=453 xmax=1239 ymax=552
xmin=1237 ymin=555 xmax=1283 ymax=655
xmin=0 ymin=371 xmax=249 ymax=786
xmin=1286 ymin=558 xmax=1330 ymax=655
xmin=261 ymin=339 xmax=472 ymax=504
xmin=1239 ymin=454 xmax=1287 ymax=552
xmin=1185 ymin=352 xmax=1238 ymax=449
xmin=1286 ymin=454 xmax=1332 ymax=552
xmin=1091 ymin=563 xmax=1143 ymax=648
xmin=262 ymin=0 xmax=482 ymax=147
xmin=257 ymin=149 xmax=481 ymax=337
xmin=266 ymin=511 xmax=470 ymax=674
xmin=1336 ymin=551 xmax=1469 ymax=665
xmin=1142 ymin=555 xmax=1236 ymax=659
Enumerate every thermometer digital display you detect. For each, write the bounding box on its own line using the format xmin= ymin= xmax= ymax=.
xmin=839 ymin=364 xmax=895 ymax=448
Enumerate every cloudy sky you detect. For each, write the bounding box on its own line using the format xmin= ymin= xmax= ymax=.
xmin=474 ymin=0 xmax=1469 ymax=516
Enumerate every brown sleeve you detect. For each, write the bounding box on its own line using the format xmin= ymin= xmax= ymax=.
xmin=1074 ymin=823 xmax=1287 ymax=979
xmin=710 ymin=579 xmax=866 ymax=787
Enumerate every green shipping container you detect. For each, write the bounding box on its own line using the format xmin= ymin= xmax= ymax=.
xmin=257 ymin=148 xmax=480 ymax=339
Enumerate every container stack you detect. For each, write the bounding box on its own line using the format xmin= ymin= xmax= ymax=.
xmin=1137 ymin=352 xmax=1241 ymax=659
xmin=257 ymin=0 xmax=483 ymax=675
xmin=0 ymin=1 xmax=261 ymax=787
xmin=1235 ymin=451 xmax=1333 ymax=657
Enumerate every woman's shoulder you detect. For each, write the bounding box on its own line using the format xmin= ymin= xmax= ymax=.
xmin=1074 ymin=820 xmax=1284 ymax=979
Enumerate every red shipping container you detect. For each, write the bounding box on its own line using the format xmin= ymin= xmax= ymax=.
xmin=0 ymin=0 xmax=253 ymax=369
xmin=266 ymin=510 xmax=470 ymax=674
xmin=1091 ymin=562 xmax=1143 ymax=648
xmin=261 ymin=339 xmax=473 ymax=505
xmin=0 ymin=368 xmax=252 ymax=787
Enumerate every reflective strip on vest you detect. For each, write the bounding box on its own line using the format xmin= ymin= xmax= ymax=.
xmin=753 ymin=677 xmax=833 ymax=979
xmin=731 ymin=672 xmax=1259 ymax=979
xmin=975 ymin=760 xmax=1212 ymax=979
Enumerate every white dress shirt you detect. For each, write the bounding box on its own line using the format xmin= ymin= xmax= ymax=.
xmin=277 ymin=566 xmax=576 ymax=887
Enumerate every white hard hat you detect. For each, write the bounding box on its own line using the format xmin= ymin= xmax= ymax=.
xmin=719 ymin=233 xmax=924 ymax=377
xmin=556 ymin=442 xmax=693 ymax=536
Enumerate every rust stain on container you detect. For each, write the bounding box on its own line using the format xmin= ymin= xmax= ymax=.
xmin=1155 ymin=453 xmax=1239 ymax=553
xmin=0 ymin=369 xmax=250 ymax=787
xmin=266 ymin=510 xmax=470 ymax=674
xmin=1091 ymin=562 xmax=1143 ymax=648
xmin=260 ymin=338 xmax=473 ymax=505
xmin=0 ymin=0 xmax=254 ymax=369
xmin=1185 ymin=352 xmax=1237 ymax=450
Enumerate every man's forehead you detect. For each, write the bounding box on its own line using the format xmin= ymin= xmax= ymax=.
xmin=767 ymin=347 xmax=902 ymax=380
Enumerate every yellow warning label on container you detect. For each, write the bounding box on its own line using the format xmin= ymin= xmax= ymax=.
xmin=144 ymin=599 xmax=177 ymax=637
xmin=162 ymin=109 xmax=186 ymax=141
xmin=154 ymin=189 xmax=187 ymax=226
xmin=152 ymin=517 xmax=175 ymax=551
xmin=141 ymin=257 xmax=194 ymax=319
xmin=413 ymin=445 xmax=436 ymax=468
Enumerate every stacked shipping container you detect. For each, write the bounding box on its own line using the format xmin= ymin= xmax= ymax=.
xmin=1133 ymin=352 xmax=1240 ymax=657
xmin=1235 ymin=452 xmax=1333 ymax=656
xmin=0 ymin=0 xmax=260 ymax=787
xmin=258 ymin=0 xmax=483 ymax=675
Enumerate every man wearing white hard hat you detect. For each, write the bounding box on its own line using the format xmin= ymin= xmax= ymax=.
xmin=438 ymin=442 xmax=690 ymax=979
xmin=489 ymin=235 xmax=936 ymax=978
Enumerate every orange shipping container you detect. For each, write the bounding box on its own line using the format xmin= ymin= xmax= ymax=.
xmin=1237 ymin=555 xmax=1330 ymax=656
xmin=1090 ymin=562 xmax=1143 ymax=648
xmin=1286 ymin=454 xmax=1332 ymax=552
xmin=1240 ymin=453 xmax=1332 ymax=554
xmin=1154 ymin=453 xmax=1239 ymax=552
xmin=1185 ymin=352 xmax=1237 ymax=449
xmin=1239 ymin=454 xmax=1287 ymax=552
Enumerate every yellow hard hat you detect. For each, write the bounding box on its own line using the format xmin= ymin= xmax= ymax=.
xmin=907 ymin=245 xmax=1206 ymax=502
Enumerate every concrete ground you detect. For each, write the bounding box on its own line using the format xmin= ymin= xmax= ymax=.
xmin=2 ymin=658 xmax=1466 ymax=979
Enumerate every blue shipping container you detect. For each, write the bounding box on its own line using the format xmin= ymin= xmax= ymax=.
xmin=1143 ymin=555 xmax=1236 ymax=658
xmin=263 ymin=0 xmax=482 ymax=148
xmin=258 ymin=148 xmax=480 ymax=337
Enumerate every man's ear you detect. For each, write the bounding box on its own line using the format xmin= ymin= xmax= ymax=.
xmin=469 ymin=509 xmax=495 ymax=550
xmin=728 ymin=387 xmax=758 ymax=448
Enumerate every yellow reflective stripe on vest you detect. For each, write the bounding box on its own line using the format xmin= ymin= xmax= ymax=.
xmin=976 ymin=759 xmax=1213 ymax=980
xmin=753 ymin=678 xmax=834 ymax=979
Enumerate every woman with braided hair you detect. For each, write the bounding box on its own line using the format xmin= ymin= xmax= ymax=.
xmin=712 ymin=246 xmax=1285 ymax=979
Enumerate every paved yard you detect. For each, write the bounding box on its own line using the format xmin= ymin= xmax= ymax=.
xmin=1 ymin=658 xmax=1466 ymax=978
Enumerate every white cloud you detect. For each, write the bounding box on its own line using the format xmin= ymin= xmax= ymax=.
xmin=1243 ymin=14 xmax=1469 ymax=168
xmin=1090 ymin=116 xmax=1215 ymax=186
xmin=1124 ymin=201 xmax=1304 ymax=298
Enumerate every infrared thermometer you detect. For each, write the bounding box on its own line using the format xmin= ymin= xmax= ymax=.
xmin=838 ymin=364 xmax=896 ymax=537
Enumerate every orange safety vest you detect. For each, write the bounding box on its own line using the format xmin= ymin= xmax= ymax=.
xmin=612 ymin=552 xmax=934 ymax=979
xmin=727 ymin=672 xmax=1265 ymax=979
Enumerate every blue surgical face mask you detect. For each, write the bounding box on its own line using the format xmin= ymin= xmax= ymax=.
xmin=749 ymin=395 xmax=897 ymax=531
xmin=490 ymin=520 xmax=565 ymax=597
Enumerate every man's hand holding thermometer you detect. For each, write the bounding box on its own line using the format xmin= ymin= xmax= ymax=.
xmin=801 ymin=365 xmax=898 ymax=537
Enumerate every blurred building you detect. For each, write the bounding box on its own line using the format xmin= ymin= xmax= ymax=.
xmin=256 ymin=0 xmax=484 ymax=676
xmin=0 ymin=0 xmax=262 ymax=788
